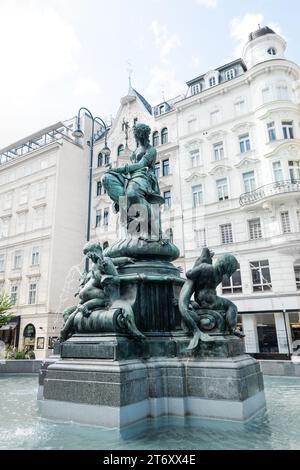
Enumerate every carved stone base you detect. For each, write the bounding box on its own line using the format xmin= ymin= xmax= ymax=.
xmin=38 ymin=350 xmax=266 ymax=428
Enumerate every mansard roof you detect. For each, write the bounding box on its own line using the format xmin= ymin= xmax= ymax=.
xmin=248 ymin=26 xmax=276 ymax=42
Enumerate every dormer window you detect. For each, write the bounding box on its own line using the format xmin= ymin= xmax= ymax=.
xmin=225 ymin=68 xmax=235 ymax=81
xmin=191 ymin=83 xmax=201 ymax=95
xmin=267 ymin=47 xmax=277 ymax=55
xmin=209 ymin=77 xmax=216 ymax=87
xmin=159 ymin=104 xmax=165 ymax=115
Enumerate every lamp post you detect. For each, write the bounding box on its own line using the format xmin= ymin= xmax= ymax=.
xmin=73 ymin=107 xmax=111 ymax=271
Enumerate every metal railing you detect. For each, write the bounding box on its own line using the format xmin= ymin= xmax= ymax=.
xmin=239 ymin=179 xmax=300 ymax=206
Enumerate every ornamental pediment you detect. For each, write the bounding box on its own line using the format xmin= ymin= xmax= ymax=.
xmin=185 ymin=171 xmax=207 ymax=182
xmin=184 ymin=138 xmax=203 ymax=150
xmin=206 ymin=130 xmax=227 ymax=142
xmin=231 ymin=121 xmax=254 ymax=133
xmin=235 ymin=157 xmax=260 ymax=168
xmin=208 ymin=164 xmax=231 ymax=176
xmin=265 ymin=140 xmax=300 ymax=159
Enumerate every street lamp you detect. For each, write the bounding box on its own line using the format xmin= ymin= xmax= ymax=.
xmin=73 ymin=107 xmax=111 ymax=270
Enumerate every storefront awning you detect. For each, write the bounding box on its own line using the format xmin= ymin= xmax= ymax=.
xmin=0 ymin=323 xmax=17 ymax=331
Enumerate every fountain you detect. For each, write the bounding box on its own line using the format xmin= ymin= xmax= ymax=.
xmin=38 ymin=123 xmax=266 ymax=428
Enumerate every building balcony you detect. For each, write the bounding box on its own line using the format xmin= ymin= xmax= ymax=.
xmin=239 ymin=180 xmax=300 ymax=207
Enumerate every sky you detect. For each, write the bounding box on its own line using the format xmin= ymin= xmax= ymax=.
xmin=0 ymin=0 xmax=299 ymax=147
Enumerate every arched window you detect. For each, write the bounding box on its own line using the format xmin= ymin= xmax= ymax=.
xmin=153 ymin=131 xmax=159 ymax=147
xmin=117 ymin=144 xmax=125 ymax=156
xmin=165 ymin=228 xmax=173 ymax=243
xmin=97 ymin=153 xmax=103 ymax=167
xmin=103 ymin=241 xmax=109 ymax=250
xmin=161 ymin=128 xmax=168 ymax=145
xmin=23 ymin=323 xmax=36 ymax=351
xmin=105 ymin=154 xmax=110 ymax=165
xmin=96 ymin=181 xmax=102 ymax=196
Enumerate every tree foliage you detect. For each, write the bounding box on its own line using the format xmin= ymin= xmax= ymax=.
xmin=0 ymin=292 xmax=13 ymax=327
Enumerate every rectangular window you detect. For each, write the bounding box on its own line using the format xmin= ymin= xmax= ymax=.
xmin=28 ymin=283 xmax=37 ymax=305
xmin=96 ymin=181 xmax=102 ymax=196
xmin=216 ymin=178 xmax=229 ymax=201
xmin=10 ymin=285 xmax=18 ymax=305
xmin=213 ymin=142 xmax=224 ymax=161
xmin=164 ymin=191 xmax=171 ymax=208
xmin=162 ymin=159 xmax=170 ymax=177
xmin=14 ymin=250 xmax=22 ymax=269
xmin=95 ymin=210 xmax=101 ymax=227
xmin=220 ymin=223 xmax=233 ymax=244
xmin=194 ymin=228 xmax=206 ymax=248
xmin=234 ymin=99 xmax=245 ymax=116
xmin=210 ymin=110 xmax=220 ymax=125
xmin=155 ymin=162 xmax=160 ymax=179
xmin=33 ymin=207 xmax=45 ymax=229
xmin=16 ymin=212 xmax=26 ymax=234
xmin=192 ymin=184 xmax=203 ymax=208
xmin=222 ymin=265 xmax=242 ymax=294
xmin=250 ymin=260 xmax=272 ymax=292
xmin=239 ymin=133 xmax=251 ymax=153
xmin=36 ymin=181 xmax=46 ymax=199
xmin=267 ymin=122 xmax=276 ymax=141
xmin=209 ymin=77 xmax=216 ymax=87
xmin=277 ymin=84 xmax=288 ymax=100
xmin=225 ymin=68 xmax=235 ymax=81
xmin=3 ymin=192 xmax=13 ymax=210
xmin=19 ymin=186 xmax=28 ymax=204
xmin=191 ymin=83 xmax=200 ymax=95
xmin=0 ymin=254 xmax=5 ymax=272
xmin=248 ymin=218 xmax=262 ymax=240
xmin=0 ymin=217 xmax=10 ymax=238
xmin=294 ymin=266 xmax=300 ymax=290
xmin=282 ymin=121 xmax=294 ymax=139
xmin=159 ymin=104 xmax=165 ymax=115
xmin=31 ymin=247 xmax=40 ymax=266
xmin=243 ymin=171 xmax=256 ymax=192
xmin=280 ymin=211 xmax=291 ymax=233
xmin=273 ymin=161 xmax=283 ymax=182
xmin=190 ymin=149 xmax=201 ymax=167
xmin=289 ymin=160 xmax=300 ymax=182
xmin=103 ymin=208 xmax=109 ymax=226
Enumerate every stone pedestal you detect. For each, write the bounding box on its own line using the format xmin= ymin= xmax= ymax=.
xmin=38 ymin=336 xmax=266 ymax=428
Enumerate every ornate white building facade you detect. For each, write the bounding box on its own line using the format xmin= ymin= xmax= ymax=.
xmin=1 ymin=26 xmax=300 ymax=358
xmin=93 ymin=26 xmax=300 ymax=356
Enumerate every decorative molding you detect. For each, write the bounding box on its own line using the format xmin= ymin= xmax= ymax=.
xmin=208 ymin=164 xmax=231 ymax=176
xmin=234 ymin=156 xmax=260 ymax=169
xmin=231 ymin=121 xmax=254 ymax=133
xmin=183 ymin=138 xmax=203 ymax=150
xmin=265 ymin=140 xmax=300 ymax=159
xmin=185 ymin=171 xmax=207 ymax=182
xmin=206 ymin=130 xmax=227 ymax=142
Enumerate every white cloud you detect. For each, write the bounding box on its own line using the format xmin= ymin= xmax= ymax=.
xmin=150 ymin=20 xmax=181 ymax=65
xmin=195 ymin=0 xmax=217 ymax=8
xmin=73 ymin=77 xmax=102 ymax=97
xmin=146 ymin=65 xmax=184 ymax=104
xmin=230 ymin=12 xmax=282 ymax=57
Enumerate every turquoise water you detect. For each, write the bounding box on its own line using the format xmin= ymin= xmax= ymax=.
xmin=0 ymin=374 xmax=299 ymax=450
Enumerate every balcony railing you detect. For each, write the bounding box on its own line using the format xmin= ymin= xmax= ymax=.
xmin=239 ymin=180 xmax=300 ymax=206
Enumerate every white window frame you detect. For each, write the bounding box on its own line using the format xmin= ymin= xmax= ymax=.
xmin=194 ymin=228 xmax=206 ymax=248
xmin=10 ymin=284 xmax=18 ymax=305
xmin=280 ymin=211 xmax=291 ymax=233
xmin=0 ymin=254 xmax=5 ymax=272
xmin=288 ymin=161 xmax=300 ymax=182
xmin=282 ymin=121 xmax=294 ymax=140
xmin=294 ymin=265 xmax=300 ymax=290
xmin=239 ymin=133 xmax=251 ymax=153
xmin=192 ymin=184 xmax=203 ymax=208
xmin=222 ymin=266 xmax=242 ymax=294
xmin=248 ymin=218 xmax=262 ymax=240
xmin=191 ymin=83 xmax=201 ymax=95
xmin=250 ymin=260 xmax=272 ymax=292
xmin=13 ymin=250 xmax=23 ymax=269
xmin=220 ymin=223 xmax=233 ymax=244
xmin=225 ymin=68 xmax=235 ymax=81
xmin=213 ymin=141 xmax=224 ymax=161
xmin=267 ymin=121 xmax=276 ymax=141
xmin=190 ymin=149 xmax=201 ymax=168
xmin=31 ymin=247 xmax=40 ymax=266
xmin=216 ymin=178 xmax=229 ymax=201
xmin=28 ymin=282 xmax=37 ymax=305
xmin=243 ymin=171 xmax=256 ymax=193
xmin=273 ymin=161 xmax=284 ymax=182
